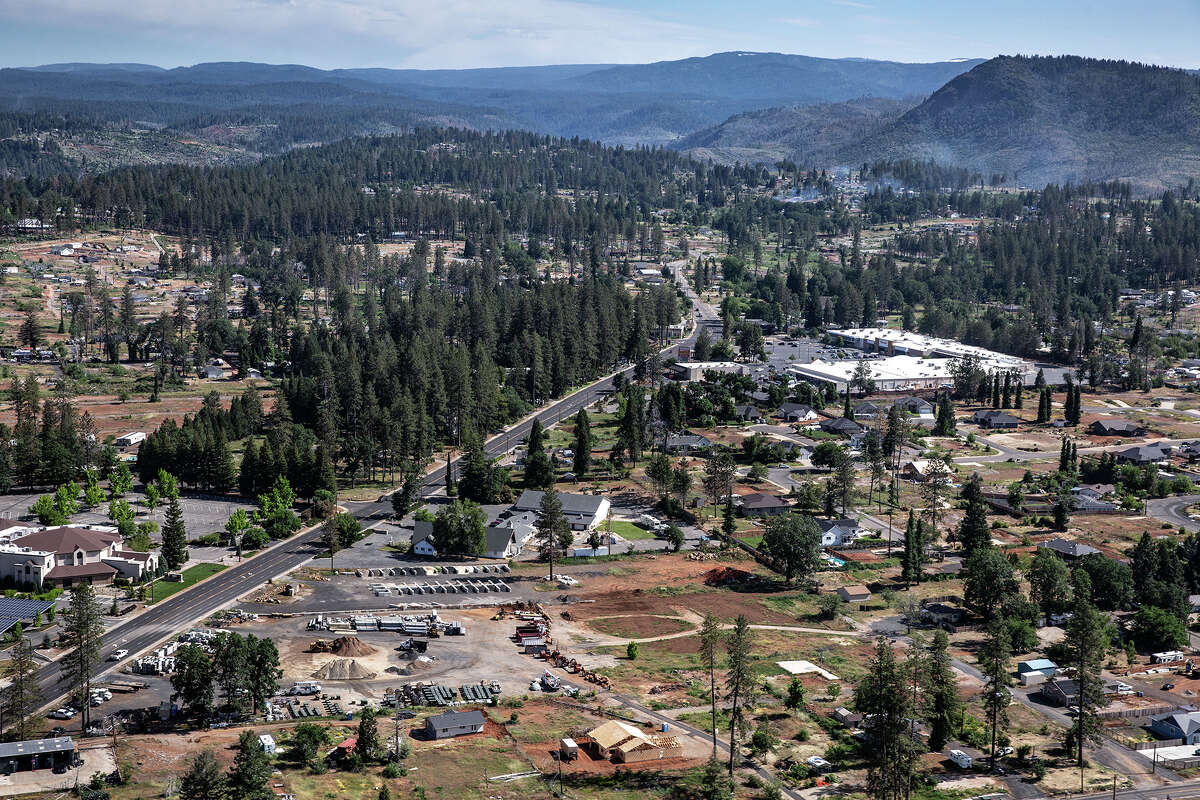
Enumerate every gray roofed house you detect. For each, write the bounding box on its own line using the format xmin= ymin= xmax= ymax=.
xmin=735 ymin=405 xmax=764 ymax=423
xmin=1152 ymin=711 xmax=1200 ymax=744
xmin=1116 ymin=444 xmax=1170 ymax=465
xmin=776 ymin=403 xmax=818 ymax=423
xmin=1040 ymin=678 xmax=1080 ymax=707
xmin=972 ymin=410 xmax=1020 ymax=429
xmin=484 ymin=527 xmax=520 ymax=560
xmin=819 ymin=417 xmax=863 ymax=437
xmin=737 ymin=493 xmax=791 ymax=517
xmin=512 ymin=490 xmax=610 ymax=530
xmin=197 ymin=365 xmax=224 ymax=380
xmin=1038 ymin=538 xmax=1101 ymax=560
xmin=893 ymin=396 xmax=935 ymax=415
xmin=425 ymin=709 xmax=486 ymax=739
xmin=664 ymin=433 xmax=714 ymax=454
xmin=1089 ymin=419 xmax=1145 ymax=437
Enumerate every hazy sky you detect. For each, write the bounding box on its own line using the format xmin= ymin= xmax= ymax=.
xmin=2 ymin=0 xmax=1197 ymax=71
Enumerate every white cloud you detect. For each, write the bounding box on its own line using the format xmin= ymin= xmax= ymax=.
xmin=778 ymin=16 xmax=821 ymax=27
xmin=0 ymin=0 xmax=728 ymax=68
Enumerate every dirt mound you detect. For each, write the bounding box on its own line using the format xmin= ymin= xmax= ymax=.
xmin=311 ymin=658 xmax=377 ymax=680
xmin=703 ymin=567 xmax=753 ymax=586
xmin=331 ymin=636 xmax=377 ymax=657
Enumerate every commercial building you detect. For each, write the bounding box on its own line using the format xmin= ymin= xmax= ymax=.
xmin=0 ymin=524 xmax=159 ymax=589
xmin=789 ymin=355 xmax=955 ymax=394
xmin=0 ymin=737 xmax=75 ymax=773
xmin=827 ymin=328 xmax=1034 ymax=378
xmin=511 ymin=491 xmax=610 ymax=531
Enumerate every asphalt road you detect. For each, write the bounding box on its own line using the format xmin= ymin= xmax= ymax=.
xmin=1147 ymin=494 xmax=1200 ymax=532
xmin=32 ymin=262 xmax=713 ymax=718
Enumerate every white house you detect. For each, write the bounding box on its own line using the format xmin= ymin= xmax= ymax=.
xmin=817 ymin=518 xmax=865 ymax=547
xmin=258 ymin=734 xmax=276 ymax=755
xmin=115 ymin=432 xmax=146 ymax=448
xmin=411 ymin=522 xmax=438 ymax=557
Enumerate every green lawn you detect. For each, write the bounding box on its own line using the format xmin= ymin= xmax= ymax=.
xmin=146 ymin=563 xmax=226 ymax=604
xmin=608 ymin=520 xmax=658 ymax=541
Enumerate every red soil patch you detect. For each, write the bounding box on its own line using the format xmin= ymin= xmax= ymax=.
xmin=589 ymin=615 xmax=693 ymax=638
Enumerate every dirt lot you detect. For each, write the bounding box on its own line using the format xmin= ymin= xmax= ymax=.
xmin=230 ymin=609 xmax=547 ymax=705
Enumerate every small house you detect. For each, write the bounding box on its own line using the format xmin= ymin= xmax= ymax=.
xmin=735 ymin=405 xmax=764 ymax=424
xmin=972 ymin=410 xmax=1019 ymax=429
xmin=258 ymin=734 xmax=276 ymax=755
xmin=837 ymin=584 xmax=872 ymax=604
xmin=411 ymin=522 xmax=438 ymax=558
xmin=1040 ymin=678 xmax=1080 ymax=707
xmin=425 ymin=709 xmax=485 ymax=740
xmin=737 ymin=493 xmax=790 ymax=517
xmin=1037 ymin=538 xmax=1100 ymax=561
xmin=664 ymin=433 xmax=713 ymax=455
xmin=817 ymin=518 xmax=864 ymax=547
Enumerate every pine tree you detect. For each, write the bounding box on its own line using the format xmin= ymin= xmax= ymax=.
xmin=60 ymin=584 xmax=104 ymax=730
xmin=724 ymin=614 xmax=756 ymax=775
xmin=4 ymin=638 xmax=42 ymax=741
xmin=229 ymin=730 xmax=273 ymax=800
xmin=356 ymin=706 xmax=380 ymax=761
xmin=524 ymin=419 xmax=554 ymax=489
xmin=957 ymin=474 xmax=991 ymax=557
xmin=697 ymin=613 xmax=723 ymax=758
xmin=572 ymin=409 xmax=592 ymax=477
xmin=923 ymin=629 xmax=961 ymax=753
xmin=934 ymin=395 xmax=956 ymax=436
xmin=180 ymin=750 xmax=227 ymax=800
xmin=902 ymin=511 xmax=924 ymax=586
xmin=1064 ymin=572 xmax=1108 ymax=770
xmin=162 ymin=494 xmax=189 ymax=569
xmin=979 ymin=618 xmax=1012 ymax=769
xmin=854 ymin=638 xmax=919 ymax=800
xmin=534 ymin=488 xmax=569 ymax=580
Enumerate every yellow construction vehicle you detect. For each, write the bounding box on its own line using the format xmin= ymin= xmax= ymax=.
xmin=310 ymin=639 xmax=332 ymax=653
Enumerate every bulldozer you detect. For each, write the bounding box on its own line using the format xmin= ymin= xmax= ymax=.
xmin=309 ymin=639 xmax=332 ymax=653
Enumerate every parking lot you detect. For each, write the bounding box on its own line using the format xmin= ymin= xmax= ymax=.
xmin=0 ymin=491 xmax=253 ymax=541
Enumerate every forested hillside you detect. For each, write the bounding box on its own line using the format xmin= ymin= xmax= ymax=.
xmin=676 ymin=97 xmax=916 ymax=165
xmin=845 ymin=55 xmax=1200 ymax=190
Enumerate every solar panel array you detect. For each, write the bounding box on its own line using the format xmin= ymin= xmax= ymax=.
xmin=0 ymin=597 xmax=55 ymax=621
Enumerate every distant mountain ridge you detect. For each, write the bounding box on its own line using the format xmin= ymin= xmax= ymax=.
xmin=4 ymin=53 xmax=1199 ymax=190
xmin=0 ymin=52 xmax=983 ymax=149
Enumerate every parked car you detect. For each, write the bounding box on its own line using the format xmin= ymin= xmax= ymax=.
xmin=1163 ymin=682 xmax=1176 ymax=690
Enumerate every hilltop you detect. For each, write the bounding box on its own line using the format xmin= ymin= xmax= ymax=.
xmin=844 ymin=55 xmax=1200 ymax=188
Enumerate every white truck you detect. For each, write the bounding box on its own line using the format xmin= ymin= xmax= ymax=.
xmin=949 ymin=750 xmax=972 ymax=769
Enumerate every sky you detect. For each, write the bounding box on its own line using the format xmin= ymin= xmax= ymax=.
xmin=1 ymin=0 xmax=1197 ymax=71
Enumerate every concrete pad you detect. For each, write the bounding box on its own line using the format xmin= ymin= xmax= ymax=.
xmin=777 ymin=660 xmax=840 ymax=680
